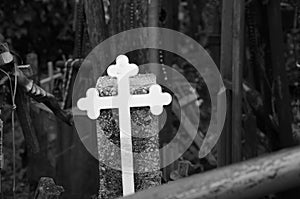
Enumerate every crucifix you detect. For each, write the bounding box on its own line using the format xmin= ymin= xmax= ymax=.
xmin=77 ymin=55 xmax=172 ymax=196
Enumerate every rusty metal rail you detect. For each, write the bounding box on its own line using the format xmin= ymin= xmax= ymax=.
xmin=122 ymin=146 xmax=300 ymax=199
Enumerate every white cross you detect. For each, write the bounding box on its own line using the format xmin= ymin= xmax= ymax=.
xmin=77 ymin=55 xmax=172 ymax=196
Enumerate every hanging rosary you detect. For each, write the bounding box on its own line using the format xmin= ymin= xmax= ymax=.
xmin=292 ymin=1 xmax=300 ymax=128
xmin=130 ymin=1 xmax=135 ymax=29
xmin=157 ymin=0 xmax=168 ymax=82
xmin=61 ymin=59 xmax=73 ymax=109
xmin=159 ymin=50 xmax=168 ymax=82
xmin=129 ymin=0 xmax=169 ymax=82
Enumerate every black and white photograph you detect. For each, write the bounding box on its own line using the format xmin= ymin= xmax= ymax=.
xmin=0 ymin=0 xmax=300 ymax=198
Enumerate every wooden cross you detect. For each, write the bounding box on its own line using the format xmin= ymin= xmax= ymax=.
xmin=77 ymin=55 xmax=172 ymax=196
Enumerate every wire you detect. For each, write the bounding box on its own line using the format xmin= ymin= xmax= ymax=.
xmin=12 ymin=65 xmax=17 ymax=199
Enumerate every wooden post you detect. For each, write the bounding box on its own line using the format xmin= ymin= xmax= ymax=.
xmin=109 ymin=0 xmax=149 ymax=65
xmin=148 ymin=0 xmax=159 ymax=67
xmin=47 ymin=61 xmax=54 ymax=92
xmin=123 ymin=146 xmax=300 ymax=199
xmin=96 ymin=74 xmax=161 ymax=198
xmin=231 ymin=0 xmax=244 ymax=163
xmin=244 ymin=113 xmax=258 ymax=159
xmin=218 ymin=0 xmax=244 ymax=165
xmin=84 ymin=0 xmax=107 ymax=48
xmin=267 ymin=0 xmax=295 ymax=148
xmin=218 ymin=0 xmax=234 ymax=166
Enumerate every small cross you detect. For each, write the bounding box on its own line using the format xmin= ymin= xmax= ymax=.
xmin=77 ymin=55 xmax=172 ymax=196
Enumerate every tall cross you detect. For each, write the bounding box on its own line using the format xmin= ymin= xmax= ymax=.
xmin=77 ymin=55 xmax=172 ymax=196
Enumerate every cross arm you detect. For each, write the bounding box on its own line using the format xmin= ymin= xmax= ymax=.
xmin=128 ymin=85 xmax=172 ymax=115
xmin=77 ymin=88 xmax=118 ymax=119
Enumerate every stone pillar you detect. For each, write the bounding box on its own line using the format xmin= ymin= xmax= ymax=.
xmin=96 ymin=74 xmax=161 ymax=199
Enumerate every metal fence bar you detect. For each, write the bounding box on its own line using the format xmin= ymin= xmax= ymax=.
xmin=122 ymin=146 xmax=300 ymax=199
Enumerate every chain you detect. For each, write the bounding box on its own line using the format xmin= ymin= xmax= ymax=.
xmin=130 ymin=0 xmax=168 ymax=82
xmin=158 ymin=0 xmax=168 ymax=82
xmin=62 ymin=59 xmax=72 ymax=91
xmin=130 ymin=0 xmax=135 ymax=29
xmin=73 ymin=0 xmax=84 ymax=58
xmin=159 ymin=50 xmax=168 ymax=81
xmin=61 ymin=59 xmax=72 ymax=109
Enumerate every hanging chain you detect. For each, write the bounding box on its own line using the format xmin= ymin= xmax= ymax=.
xmin=62 ymin=59 xmax=71 ymax=95
xmin=292 ymin=1 xmax=300 ymax=125
xmin=62 ymin=59 xmax=80 ymax=109
xmin=61 ymin=59 xmax=72 ymax=109
xmin=159 ymin=0 xmax=168 ymax=82
xmin=159 ymin=50 xmax=168 ymax=82
xmin=130 ymin=0 xmax=135 ymax=29
xmin=292 ymin=1 xmax=300 ymax=67
xmin=130 ymin=0 xmax=168 ymax=82
xmin=73 ymin=0 xmax=84 ymax=58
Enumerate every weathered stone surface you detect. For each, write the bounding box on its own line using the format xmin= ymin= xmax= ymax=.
xmin=34 ymin=177 xmax=64 ymax=199
xmin=96 ymin=74 xmax=161 ymax=199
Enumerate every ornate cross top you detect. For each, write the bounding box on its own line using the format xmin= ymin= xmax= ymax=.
xmin=77 ymin=55 xmax=172 ymax=196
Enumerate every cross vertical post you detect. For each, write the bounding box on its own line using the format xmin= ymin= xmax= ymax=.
xmin=118 ymin=74 xmax=135 ymax=195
